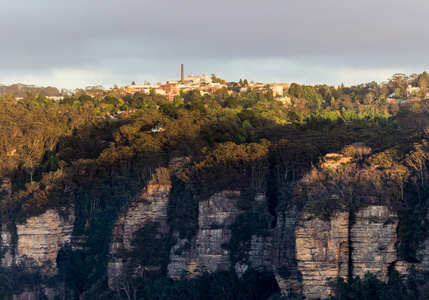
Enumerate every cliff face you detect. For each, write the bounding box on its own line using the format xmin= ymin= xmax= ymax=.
xmin=1 ymin=207 xmax=75 ymax=273
xmin=277 ymin=205 xmax=399 ymax=299
xmin=0 ymin=207 xmax=74 ymax=299
xmin=167 ymin=191 xmax=274 ymax=278
xmin=167 ymin=190 xmax=243 ymax=278
xmin=105 ymin=184 xmax=428 ymax=299
xmin=272 ymin=208 xmax=303 ymax=295
xmin=109 ymin=189 xmax=274 ymax=284
xmin=108 ymin=184 xmax=171 ymax=286
xmin=350 ymin=205 xmax=398 ymax=281
xmin=295 ymin=211 xmax=350 ymax=298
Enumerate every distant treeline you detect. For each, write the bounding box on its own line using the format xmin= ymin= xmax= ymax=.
xmin=0 ymin=83 xmax=60 ymax=97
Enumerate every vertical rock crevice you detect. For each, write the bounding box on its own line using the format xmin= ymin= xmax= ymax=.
xmin=272 ymin=207 xmax=302 ymax=297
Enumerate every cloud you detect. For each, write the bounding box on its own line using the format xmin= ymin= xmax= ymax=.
xmin=0 ymin=0 xmax=428 ymax=89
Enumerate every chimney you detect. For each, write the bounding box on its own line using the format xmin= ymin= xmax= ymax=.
xmin=181 ymin=64 xmax=184 ymax=84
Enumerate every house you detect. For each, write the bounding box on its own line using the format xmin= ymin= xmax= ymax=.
xmin=239 ymin=86 xmax=252 ymax=93
xmin=47 ymin=96 xmax=64 ymax=101
xmin=226 ymin=82 xmax=241 ymax=90
xmin=406 ymin=85 xmax=420 ymax=97
xmin=154 ymin=89 xmax=166 ymax=95
xmin=125 ymin=84 xmax=150 ymax=94
xmin=206 ymin=83 xmax=227 ymax=93
xmin=165 ymin=91 xmax=179 ymax=101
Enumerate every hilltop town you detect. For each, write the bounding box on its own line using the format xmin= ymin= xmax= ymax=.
xmin=0 ymin=65 xmax=291 ymax=104
xmin=122 ymin=65 xmax=289 ymax=103
xmin=3 ymin=67 xmax=429 ymax=113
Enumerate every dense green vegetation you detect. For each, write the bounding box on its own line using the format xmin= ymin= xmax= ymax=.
xmin=2 ymin=73 xmax=429 ymax=298
xmin=110 ymin=268 xmax=279 ymax=300
xmin=329 ymin=269 xmax=429 ymax=300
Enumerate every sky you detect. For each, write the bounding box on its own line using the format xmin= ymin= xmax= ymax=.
xmin=1 ymin=0 xmax=428 ymax=90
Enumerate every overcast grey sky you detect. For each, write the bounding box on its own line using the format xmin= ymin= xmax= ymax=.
xmin=0 ymin=0 xmax=427 ymax=90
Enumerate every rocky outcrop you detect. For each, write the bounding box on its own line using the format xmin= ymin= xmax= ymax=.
xmin=0 ymin=207 xmax=74 ymax=300
xmin=322 ymin=153 xmax=353 ymax=170
xmin=351 ymin=205 xmax=398 ymax=281
xmin=295 ymin=211 xmax=350 ymax=299
xmin=168 ymin=191 xmax=274 ymax=279
xmin=276 ymin=205 xmax=399 ymax=299
xmin=108 ymin=183 xmax=171 ymax=286
xmin=1 ymin=207 xmax=75 ymax=274
xmin=168 ymin=190 xmax=243 ymax=278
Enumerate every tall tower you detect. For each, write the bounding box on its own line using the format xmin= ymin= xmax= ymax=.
xmin=181 ymin=64 xmax=184 ymax=84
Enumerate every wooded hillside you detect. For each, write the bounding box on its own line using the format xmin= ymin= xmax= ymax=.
xmin=2 ymin=73 xmax=429 ymax=299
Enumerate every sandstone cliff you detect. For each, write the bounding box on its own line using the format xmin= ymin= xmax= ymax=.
xmin=1 ymin=207 xmax=75 ymax=273
xmin=167 ymin=190 xmax=243 ymax=278
xmin=105 ymin=183 xmax=428 ymax=300
xmin=350 ymin=205 xmax=398 ymax=281
xmin=109 ymin=188 xmax=275 ymax=284
xmin=295 ymin=211 xmax=349 ymax=298
xmin=108 ymin=183 xmax=171 ymax=286
xmin=167 ymin=191 xmax=275 ymax=279
xmin=0 ymin=207 xmax=74 ymax=299
xmin=278 ymin=205 xmax=399 ymax=299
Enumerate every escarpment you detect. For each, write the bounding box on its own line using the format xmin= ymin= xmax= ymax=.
xmin=109 ymin=188 xmax=275 ymax=284
xmin=1 ymin=207 xmax=75 ymax=272
xmin=108 ymin=183 xmax=171 ymax=286
xmin=106 ymin=177 xmax=418 ymax=300
xmin=284 ymin=206 xmax=400 ymax=299
xmin=102 ymin=150 xmax=422 ymax=299
xmin=0 ymin=189 xmax=412 ymax=300
xmin=5 ymin=146 xmax=429 ymax=299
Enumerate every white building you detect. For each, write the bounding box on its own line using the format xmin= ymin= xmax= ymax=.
xmin=272 ymin=84 xmax=284 ymax=96
xmin=185 ymin=74 xmax=212 ymax=84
